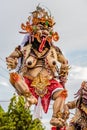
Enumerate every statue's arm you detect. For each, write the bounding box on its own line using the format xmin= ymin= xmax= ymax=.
xmin=55 ymin=46 xmax=70 ymax=87
xmin=8 ymin=45 xmax=22 ymax=58
xmin=6 ymin=45 xmax=22 ymax=70
xmin=66 ymin=100 xmax=77 ymax=109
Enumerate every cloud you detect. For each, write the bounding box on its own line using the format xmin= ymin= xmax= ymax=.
xmin=70 ymin=65 xmax=87 ymax=80
xmin=0 ymin=80 xmax=9 ymax=87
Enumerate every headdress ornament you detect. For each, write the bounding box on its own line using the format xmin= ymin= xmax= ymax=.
xmin=20 ymin=5 xmax=59 ymax=44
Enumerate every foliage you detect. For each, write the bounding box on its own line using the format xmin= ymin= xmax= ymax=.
xmin=0 ymin=95 xmax=45 ymax=130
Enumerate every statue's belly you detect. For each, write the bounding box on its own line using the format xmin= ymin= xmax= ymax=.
xmin=24 ymin=66 xmax=53 ymax=80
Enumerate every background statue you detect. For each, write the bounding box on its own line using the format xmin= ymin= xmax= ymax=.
xmin=65 ymin=81 xmax=87 ymax=130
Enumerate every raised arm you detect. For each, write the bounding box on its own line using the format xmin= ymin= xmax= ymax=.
xmin=6 ymin=45 xmax=22 ymax=70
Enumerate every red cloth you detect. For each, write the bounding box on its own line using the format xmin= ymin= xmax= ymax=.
xmin=60 ymin=127 xmax=66 ymax=130
xmin=51 ymin=126 xmax=57 ymax=130
xmin=51 ymin=127 xmax=66 ymax=130
xmin=24 ymin=77 xmax=63 ymax=113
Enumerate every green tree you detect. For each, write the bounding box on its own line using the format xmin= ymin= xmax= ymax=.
xmin=0 ymin=95 xmax=45 ymax=130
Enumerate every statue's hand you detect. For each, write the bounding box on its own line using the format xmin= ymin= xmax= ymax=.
xmin=6 ymin=57 xmax=18 ymax=70
xmin=59 ymin=76 xmax=68 ymax=87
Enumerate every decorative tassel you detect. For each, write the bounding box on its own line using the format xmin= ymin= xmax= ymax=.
xmin=33 ymin=97 xmax=43 ymax=119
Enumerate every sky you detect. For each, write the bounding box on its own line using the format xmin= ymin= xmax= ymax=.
xmin=0 ymin=0 xmax=87 ymax=129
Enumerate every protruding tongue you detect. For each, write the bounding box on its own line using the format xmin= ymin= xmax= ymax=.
xmin=39 ymin=37 xmax=46 ymax=52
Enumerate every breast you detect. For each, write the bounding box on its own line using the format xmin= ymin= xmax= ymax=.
xmin=25 ymin=55 xmax=37 ymax=68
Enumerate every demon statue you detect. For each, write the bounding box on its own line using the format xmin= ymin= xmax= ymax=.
xmin=6 ymin=5 xmax=69 ymax=128
xmin=65 ymin=81 xmax=87 ymax=130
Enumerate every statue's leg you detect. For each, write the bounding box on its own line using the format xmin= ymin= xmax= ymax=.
xmin=66 ymin=125 xmax=75 ymax=130
xmin=52 ymin=91 xmax=65 ymax=117
xmin=50 ymin=90 xmax=67 ymax=127
xmin=9 ymin=72 xmax=37 ymax=107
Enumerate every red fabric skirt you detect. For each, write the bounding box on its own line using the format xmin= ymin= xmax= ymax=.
xmin=24 ymin=77 xmax=63 ymax=113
